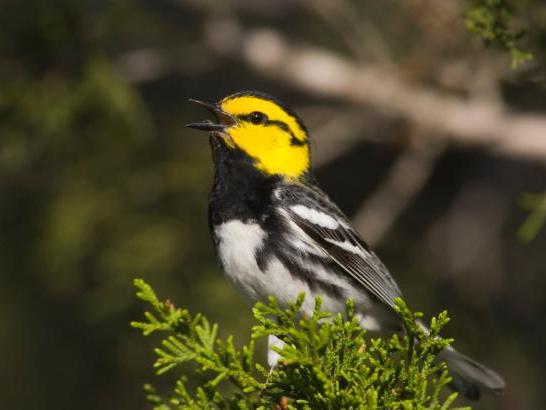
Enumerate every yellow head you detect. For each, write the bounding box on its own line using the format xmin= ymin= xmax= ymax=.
xmin=187 ymin=91 xmax=310 ymax=179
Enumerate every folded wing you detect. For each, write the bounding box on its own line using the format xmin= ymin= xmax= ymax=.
xmin=275 ymin=184 xmax=402 ymax=310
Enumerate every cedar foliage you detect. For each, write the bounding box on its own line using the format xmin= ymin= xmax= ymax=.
xmin=132 ymin=279 xmax=470 ymax=410
xmin=465 ymin=0 xmax=534 ymax=68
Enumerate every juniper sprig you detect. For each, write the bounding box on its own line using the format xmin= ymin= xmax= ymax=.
xmin=132 ymin=279 xmax=469 ymax=410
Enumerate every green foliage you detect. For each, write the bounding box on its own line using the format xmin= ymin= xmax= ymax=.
xmin=465 ymin=0 xmax=533 ymax=68
xmin=518 ymin=192 xmax=546 ymax=243
xmin=132 ymin=279 xmax=469 ymax=409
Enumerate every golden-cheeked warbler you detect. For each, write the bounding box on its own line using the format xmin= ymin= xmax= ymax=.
xmin=187 ymin=90 xmax=505 ymax=400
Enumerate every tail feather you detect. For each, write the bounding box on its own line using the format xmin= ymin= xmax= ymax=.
xmin=438 ymin=347 xmax=506 ymax=401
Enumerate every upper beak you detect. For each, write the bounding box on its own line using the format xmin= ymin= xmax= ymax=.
xmin=186 ymin=98 xmax=236 ymax=131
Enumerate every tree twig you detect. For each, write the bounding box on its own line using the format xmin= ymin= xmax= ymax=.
xmin=352 ymin=136 xmax=445 ymax=246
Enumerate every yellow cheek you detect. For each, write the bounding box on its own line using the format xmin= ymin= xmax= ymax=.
xmin=230 ymin=126 xmax=309 ymax=179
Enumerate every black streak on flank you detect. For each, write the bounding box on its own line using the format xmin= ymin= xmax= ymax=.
xmin=255 ymin=244 xmax=270 ymax=274
xmin=277 ymin=253 xmax=346 ymax=300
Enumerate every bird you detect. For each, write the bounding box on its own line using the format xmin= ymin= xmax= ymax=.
xmin=186 ymin=90 xmax=505 ymax=401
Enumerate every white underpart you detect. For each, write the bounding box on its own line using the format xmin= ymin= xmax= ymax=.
xmin=324 ymin=237 xmax=366 ymax=257
xmin=267 ymin=335 xmax=285 ymax=368
xmin=355 ymin=313 xmax=381 ymax=332
xmin=290 ymin=205 xmax=340 ymax=229
xmin=216 ymin=219 xmax=392 ymax=369
xmin=215 ymin=220 xmax=267 ymax=302
xmin=215 ymin=220 xmax=312 ymax=306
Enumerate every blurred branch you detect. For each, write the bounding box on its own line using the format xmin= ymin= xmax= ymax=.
xmin=118 ymin=0 xmax=546 ymax=161
xmin=238 ymin=28 xmax=546 ymax=162
xmin=298 ymin=105 xmax=388 ymax=167
xmin=352 ymin=137 xmax=445 ymax=246
xmin=304 ymin=0 xmax=394 ymax=63
xmin=117 ymin=22 xmax=546 ymax=161
xmin=425 ymin=183 xmax=508 ymax=302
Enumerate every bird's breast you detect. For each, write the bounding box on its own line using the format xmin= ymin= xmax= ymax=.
xmin=212 ymin=219 xmax=314 ymax=306
xmin=213 ymin=219 xmax=267 ymax=301
xmin=212 ymin=219 xmax=396 ymax=333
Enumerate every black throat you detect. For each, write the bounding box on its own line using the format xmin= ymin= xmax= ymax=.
xmin=208 ymin=136 xmax=280 ymax=226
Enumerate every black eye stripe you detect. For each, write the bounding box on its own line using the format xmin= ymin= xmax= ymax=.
xmin=238 ymin=114 xmax=307 ymax=146
xmin=266 ymin=120 xmax=306 ymax=146
xmin=265 ymin=120 xmax=305 ymax=146
xmin=289 ymin=135 xmax=306 ymax=146
xmin=266 ymin=119 xmax=289 ymax=131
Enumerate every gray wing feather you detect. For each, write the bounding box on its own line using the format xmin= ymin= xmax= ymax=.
xmin=276 ymin=184 xmax=402 ymax=310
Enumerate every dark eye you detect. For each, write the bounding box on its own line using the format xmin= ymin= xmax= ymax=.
xmin=249 ymin=111 xmax=267 ymax=125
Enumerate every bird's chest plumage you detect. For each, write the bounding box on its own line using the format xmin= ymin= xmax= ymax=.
xmin=208 ymin=139 xmax=289 ymax=301
xmin=207 ymin=138 xmax=369 ymax=315
xmin=212 ymin=218 xmax=332 ymax=310
xmin=213 ymin=220 xmax=271 ymax=302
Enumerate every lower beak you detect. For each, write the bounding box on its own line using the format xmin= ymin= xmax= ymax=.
xmin=186 ymin=98 xmax=235 ymax=131
xmin=185 ymin=121 xmax=227 ymax=132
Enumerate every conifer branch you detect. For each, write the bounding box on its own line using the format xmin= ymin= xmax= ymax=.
xmin=132 ymin=279 xmax=471 ymax=409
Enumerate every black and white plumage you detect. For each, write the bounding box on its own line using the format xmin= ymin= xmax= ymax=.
xmin=188 ymin=91 xmax=505 ymax=401
xmin=209 ymin=137 xmax=396 ymax=328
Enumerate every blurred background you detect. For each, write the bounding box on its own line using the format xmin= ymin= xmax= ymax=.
xmin=1 ymin=0 xmax=545 ymax=409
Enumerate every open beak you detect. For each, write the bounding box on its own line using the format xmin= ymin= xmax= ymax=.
xmin=186 ymin=98 xmax=235 ymax=132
